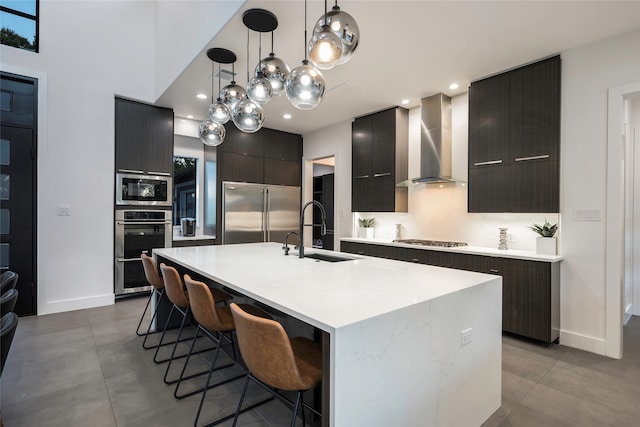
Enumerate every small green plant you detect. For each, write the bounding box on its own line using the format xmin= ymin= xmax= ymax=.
xmin=358 ymin=217 xmax=376 ymax=228
xmin=529 ymin=219 xmax=558 ymax=237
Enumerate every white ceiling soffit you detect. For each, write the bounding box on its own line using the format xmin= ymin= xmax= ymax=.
xmin=156 ymin=0 xmax=640 ymax=136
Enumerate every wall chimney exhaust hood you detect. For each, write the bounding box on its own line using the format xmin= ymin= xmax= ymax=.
xmin=398 ymin=93 xmax=462 ymax=186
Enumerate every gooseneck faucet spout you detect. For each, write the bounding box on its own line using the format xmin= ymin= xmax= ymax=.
xmin=282 ymin=231 xmax=299 ymax=256
xmin=299 ymin=200 xmax=327 ymax=259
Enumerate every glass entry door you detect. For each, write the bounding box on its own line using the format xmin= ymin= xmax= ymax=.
xmin=0 ymin=73 xmax=37 ymax=315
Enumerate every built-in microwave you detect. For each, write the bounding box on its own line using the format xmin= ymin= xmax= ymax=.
xmin=116 ymin=173 xmax=173 ymax=206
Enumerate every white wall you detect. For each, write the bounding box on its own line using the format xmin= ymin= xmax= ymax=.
xmin=302 ymin=120 xmax=352 ymax=249
xmin=154 ymin=0 xmax=244 ymax=98
xmin=560 ymin=30 xmax=640 ymax=355
xmin=0 ymin=1 xmax=232 ymax=315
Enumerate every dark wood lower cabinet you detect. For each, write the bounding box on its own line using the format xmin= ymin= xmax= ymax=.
xmin=341 ymin=241 xmax=560 ymax=343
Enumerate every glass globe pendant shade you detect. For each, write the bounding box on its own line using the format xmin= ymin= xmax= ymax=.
xmin=231 ymin=98 xmax=265 ymax=133
xmin=285 ymin=60 xmax=326 ymax=110
xmin=313 ymin=6 xmax=359 ymax=65
xmin=256 ymin=53 xmax=290 ymax=97
xmin=208 ymin=99 xmax=231 ymax=124
xmin=198 ymin=118 xmax=226 ymax=146
xmin=308 ymin=24 xmax=342 ymax=70
xmin=246 ymin=73 xmax=273 ymax=104
xmin=219 ymin=81 xmax=247 ymax=111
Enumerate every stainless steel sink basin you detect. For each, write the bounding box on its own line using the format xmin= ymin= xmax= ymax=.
xmin=304 ymin=253 xmax=358 ymax=263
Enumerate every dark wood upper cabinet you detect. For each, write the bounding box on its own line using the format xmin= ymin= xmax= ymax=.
xmin=115 ymin=97 xmax=174 ymax=175
xmin=468 ymin=56 xmax=560 ymax=213
xmin=352 ymin=107 xmax=408 ymax=212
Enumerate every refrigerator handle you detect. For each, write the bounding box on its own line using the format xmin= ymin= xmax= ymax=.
xmin=264 ymin=188 xmax=269 ymax=242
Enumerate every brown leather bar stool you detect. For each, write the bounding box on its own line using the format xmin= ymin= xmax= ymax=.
xmin=154 ymin=264 xmax=216 ymax=375
xmin=182 ymin=275 xmax=273 ymax=427
xmin=230 ymin=302 xmax=323 ymax=427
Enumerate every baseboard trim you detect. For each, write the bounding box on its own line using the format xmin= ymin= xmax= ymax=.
xmin=39 ymin=293 xmax=115 ymax=315
xmin=559 ymin=330 xmax=607 ymax=356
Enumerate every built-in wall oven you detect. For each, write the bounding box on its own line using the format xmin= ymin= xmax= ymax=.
xmin=115 ymin=210 xmax=172 ymax=296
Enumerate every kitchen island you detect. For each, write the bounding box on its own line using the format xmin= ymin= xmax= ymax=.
xmin=154 ymin=243 xmax=502 ymax=427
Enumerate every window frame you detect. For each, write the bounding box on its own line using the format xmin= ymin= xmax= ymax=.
xmin=0 ymin=0 xmax=39 ymax=53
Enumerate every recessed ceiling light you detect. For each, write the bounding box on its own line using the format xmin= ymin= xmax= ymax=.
xmin=401 ymin=99 xmax=410 ymax=105
xmin=196 ymin=93 xmax=207 ymax=99
xmin=449 ymin=83 xmax=459 ymax=90
xmin=186 ymin=115 xmax=194 ymax=119
xmin=283 ymin=113 xmax=292 ymax=119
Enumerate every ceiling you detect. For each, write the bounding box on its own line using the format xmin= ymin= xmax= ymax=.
xmin=157 ymin=1 xmax=640 ymax=136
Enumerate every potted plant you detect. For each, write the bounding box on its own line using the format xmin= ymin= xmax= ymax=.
xmin=358 ymin=217 xmax=376 ymax=239
xmin=529 ymin=219 xmax=558 ymax=255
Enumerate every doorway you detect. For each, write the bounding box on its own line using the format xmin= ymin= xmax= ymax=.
xmin=312 ymin=157 xmax=335 ymax=250
xmin=0 ymin=72 xmax=37 ymax=315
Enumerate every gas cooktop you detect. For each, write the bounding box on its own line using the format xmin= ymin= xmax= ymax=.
xmin=393 ymin=239 xmax=468 ymax=248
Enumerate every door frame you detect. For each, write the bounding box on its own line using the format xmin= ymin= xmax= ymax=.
xmin=606 ymin=81 xmax=640 ymax=359
xmin=1 ymin=64 xmax=47 ymax=315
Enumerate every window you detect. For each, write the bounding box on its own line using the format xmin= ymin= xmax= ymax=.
xmin=173 ymin=156 xmax=197 ymax=226
xmin=1 ymin=0 xmax=38 ymax=52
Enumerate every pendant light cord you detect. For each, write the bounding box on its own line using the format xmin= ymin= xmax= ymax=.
xmin=324 ymin=0 xmax=328 ymax=25
xmin=210 ymin=60 xmax=214 ymax=104
xmin=246 ymin=27 xmax=250 ymax=84
xmin=271 ymin=31 xmax=274 ymax=55
xmin=304 ymin=0 xmax=308 ymax=61
xmin=217 ymin=63 xmax=222 ymax=101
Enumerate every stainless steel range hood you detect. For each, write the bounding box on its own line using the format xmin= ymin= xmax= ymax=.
xmin=398 ymin=93 xmax=461 ymax=186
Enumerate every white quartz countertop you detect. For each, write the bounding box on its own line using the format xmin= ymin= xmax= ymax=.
xmin=341 ymin=237 xmax=563 ymax=262
xmin=153 ymin=242 xmax=499 ymax=333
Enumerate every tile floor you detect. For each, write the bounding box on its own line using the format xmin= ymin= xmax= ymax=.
xmin=1 ymin=296 xmax=639 ymax=427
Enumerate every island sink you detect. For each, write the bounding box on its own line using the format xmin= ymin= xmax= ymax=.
xmin=304 ymin=252 xmax=358 ymax=263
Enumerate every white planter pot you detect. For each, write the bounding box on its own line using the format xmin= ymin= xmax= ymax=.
xmin=359 ymin=227 xmax=374 ymax=239
xmin=536 ymin=237 xmax=557 ymax=255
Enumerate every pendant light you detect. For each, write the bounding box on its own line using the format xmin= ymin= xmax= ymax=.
xmin=256 ymin=32 xmax=290 ymax=97
xmin=219 ymin=62 xmax=246 ymax=111
xmin=308 ymin=0 xmax=342 ymax=70
xmin=285 ymin=0 xmax=326 ymax=110
xmin=232 ymin=27 xmax=265 ymax=133
xmin=209 ymin=63 xmax=230 ymax=124
xmin=199 ymin=48 xmax=236 ymax=146
xmin=312 ymin=0 xmax=360 ymax=65
xmin=246 ymin=33 xmax=273 ymax=104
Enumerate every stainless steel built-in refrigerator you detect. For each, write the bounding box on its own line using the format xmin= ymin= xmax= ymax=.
xmin=221 ymin=181 xmax=300 ymax=244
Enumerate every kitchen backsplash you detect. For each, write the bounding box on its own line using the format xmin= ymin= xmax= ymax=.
xmin=353 ymin=184 xmax=560 ymax=252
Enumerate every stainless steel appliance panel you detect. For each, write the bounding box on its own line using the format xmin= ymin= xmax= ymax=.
xmin=266 ymin=185 xmax=300 ymax=243
xmin=116 ymin=173 xmax=173 ymax=206
xmin=222 ymin=182 xmax=299 ymax=245
xmin=222 ymin=183 xmax=266 ymax=244
xmin=115 ymin=210 xmax=172 ymax=295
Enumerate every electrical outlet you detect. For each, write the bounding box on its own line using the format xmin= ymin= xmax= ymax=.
xmin=461 ymin=328 xmax=472 ymax=346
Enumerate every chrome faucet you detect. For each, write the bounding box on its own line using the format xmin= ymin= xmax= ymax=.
xmin=282 ymin=231 xmax=299 ymax=256
xmin=299 ymin=200 xmax=327 ymax=259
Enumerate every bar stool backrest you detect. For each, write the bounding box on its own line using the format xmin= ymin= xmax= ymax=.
xmin=0 ymin=288 xmax=18 ymax=316
xmin=0 ymin=271 xmax=18 ymax=295
xmin=184 ymin=275 xmax=233 ymax=332
xmin=230 ymin=303 xmax=310 ymax=391
xmin=0 ymin=312 xmax=18 ymax=376
xmin=159 ymin=264 xmax=190 ymax=308
xmin=141 ymin=254 xmax=164 ymax=290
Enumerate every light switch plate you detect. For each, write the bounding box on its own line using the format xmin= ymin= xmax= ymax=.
xmin=461 ymin=328 xmax=472 ymax=346
xmin=574 ymin=208 xmax=601 ymax=221
xmin=57 ymin=205 xmax=71 ymax=216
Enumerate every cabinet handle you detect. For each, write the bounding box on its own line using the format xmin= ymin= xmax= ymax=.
xmin=355 ymin=175 xmax=370 ymax=179
xmin=489 ymin=269 xmax=500 ymax=273
xmin=411 ymin=258 xmax=420 ymax=263
xmin=118 ymin=169 xmax=144 ymax=174
xmin=514 ymin=154 xmax=550 ymax=162
xmin=473 ymin=160 xmax=502 ymax=166
xmin=374 ymin=173 xmax=392 ymax=177
xmin=148 ymin=171 xmax=172 ymax=176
